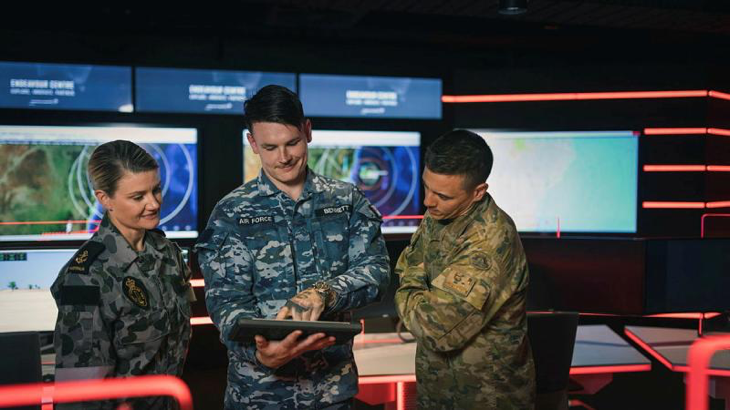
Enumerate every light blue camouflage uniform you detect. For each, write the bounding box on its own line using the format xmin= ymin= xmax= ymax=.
xmin=195 ymin=168 xmax=390 ymax=410
xmin=52 ymin=213 xmax=193 ymax=410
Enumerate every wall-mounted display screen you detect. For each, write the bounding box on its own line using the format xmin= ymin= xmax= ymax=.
xmin=244 ymin=130 xmax=421 ymax=234
xmin=0 ymin=248 xmax=76 ymax=332
xmin=136 ymin=67 xmax=296 ymax=114
xmin=0 ymin=61 xmax=133 ymax=112
xmin=299 ymin=74 xmax=442 ymax=119
xmin=0 ymin=125 xmax=198 ymax=241
xmin=472 ymin=130 xmax=639 ymax=233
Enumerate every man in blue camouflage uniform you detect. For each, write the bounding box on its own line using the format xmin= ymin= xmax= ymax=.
xmin=195 ymin=85 xmax=390 ymax=409
xmin=395 ymin=130 xmax=535 ymax=409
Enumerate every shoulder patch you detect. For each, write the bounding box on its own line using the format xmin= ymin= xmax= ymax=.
xmin=470 ymin=253 xmax=493 ymax=271
xmin=123 ymin=277 xmax=150 ymax=310
xmin=67 ymin=242 xmax=105 ymax=274
xmin=442 ymin=270 xmax=477 ymax=298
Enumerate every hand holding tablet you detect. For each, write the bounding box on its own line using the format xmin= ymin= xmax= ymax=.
xmin=229 ymin=318 xmax=362 ymax=345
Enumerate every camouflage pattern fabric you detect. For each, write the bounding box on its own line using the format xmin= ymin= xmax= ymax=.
xmin=395 ymin=194 xmax=535 ymax=409
xmin=195 ymin=169 xmax=389 ymax=410
xmin=52 ymin=213 xmax=193 ymax=410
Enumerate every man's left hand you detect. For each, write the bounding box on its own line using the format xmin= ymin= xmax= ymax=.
xmin=276 ymin=288 xmax=325 ymax=321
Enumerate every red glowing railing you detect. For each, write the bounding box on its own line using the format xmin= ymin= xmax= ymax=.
xmin=686 ymin=335 xmax=730 ymax=410
xmin=0 ymin=375 xmax=193 ymax=410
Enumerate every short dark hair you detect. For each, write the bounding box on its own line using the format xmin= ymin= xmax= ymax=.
xmin=243 ymin=85 xmax=306 ymax=131
xmin=424 ymin=129 xmax=493 ymax=190
xmin=88 ymin=140 xmax=159 ymax=197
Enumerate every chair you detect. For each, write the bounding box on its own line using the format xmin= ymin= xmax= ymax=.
xmin=528 ymin=311 xmax=579 ymax=410
xmin=0 ymin=331 xmax=41 ymax=410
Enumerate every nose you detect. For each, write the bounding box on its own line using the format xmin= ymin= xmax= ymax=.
xmin=278 ymin=147 xmax=291 ymax=164
xmin=147 ymin=194 xmax=161 ymax=211
xmin=423 ymin=191 xmax=436 ymax=208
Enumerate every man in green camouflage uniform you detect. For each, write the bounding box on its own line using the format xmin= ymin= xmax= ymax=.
xmin=395 ymin=130 xmax=535 ymax=409
xmin=52 ymin=213 xmax=193 ymax=409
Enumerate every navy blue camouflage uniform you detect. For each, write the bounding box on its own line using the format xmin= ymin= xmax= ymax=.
xmin=195 ymin=168 xmax=390 ymax=409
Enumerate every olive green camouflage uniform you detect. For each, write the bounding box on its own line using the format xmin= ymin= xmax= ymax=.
xmin=52 ymin=213 xmax=193 ymax=410
xmin=395 ymin=194 xmax=535 ymax=409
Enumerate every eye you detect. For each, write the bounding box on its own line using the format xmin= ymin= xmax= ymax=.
xmin=133 ymin=195 xmax=144 ymax=201
xmin=287 ymin=139 xmax=299 ymax=146
xmin=263 ymin=146 xmax=276 ymax=151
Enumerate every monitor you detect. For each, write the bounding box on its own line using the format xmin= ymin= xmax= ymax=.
xmin=472 ymin=130 xmax=638 ymax=233
xmin=243 ymin=130 xmax=421 ymax=234
xmin=0 ymin=125 xmax=198 ymax=241
xmin=0 ymin=61 xmax=132 ymax=112
xmin=0 ymin=248 xmax=77 ymax=332
xmin=299 ymin=74 xmax=442 ymax=119
xmin=135 ymin=67 xmax=296 ymax=114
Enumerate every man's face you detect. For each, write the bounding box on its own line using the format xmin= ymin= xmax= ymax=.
xmin=247 ymin=120 xmax=312 ymax=189
xmin=422 ymin=167 xmax=487 ymax=221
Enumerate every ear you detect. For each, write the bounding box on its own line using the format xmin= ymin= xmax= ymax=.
xmin=473 ymin=182 xmax=488 ymax=202
xmin=247 ymin=131 xmax=260 ymax=155
xmin=303 ymin=119 xmax=312 ymax=143
xmin=95 ymin=190 xmax=113 ymax=211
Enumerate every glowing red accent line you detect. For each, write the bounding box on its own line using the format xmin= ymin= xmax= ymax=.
xmin=568 ymin=399 xmax=597 ymax=410
xmin=707 ymin=165 xmax=730 ymax=172
xmin=643 ymin=128 xmax=707 ymax=135
xmin=642 ymin=202 xmax=705 ymax=209
xmin=643 ymin=165 xmax=706 ymax=172
xmin=709 ymin=90 xmax=730 ymax=101
xmin=382 ymin=215 xmax=424 ymax=220
xmin=441 ymin=90 xmax=708 ymax=103
xmin=0 ymin=220 xmax=100 ymax=226
xmin=569 ymin=364 xmax=651 ymax=375
xmin=191 ymin=317 xmax=213 ymax=326
xmin=358 ymin=375 xmax=417 ymax=385
xmin=0 ymin=376 xmax=192 ymax=410
xmin=701 ymin=213 xmax=730 ymax=238
xmin=708 ymin=128 xmax=730 ymax=137
xmin=624 ymin=328 xmax=677 ymax=372
xmin=396 ymin=382 xmax=406 ymax=410
xmin=556 ymin=217 xmax=560 ymax=239
xmin=190 ymin=279 xmax=205 ymax=288
xmin=706 ymin=201 xmax=730 ymax=209
xmin=647 ymin=312 xmax=722 ymax=319
xmin=687 ymin=335 xmax=730 ymax=409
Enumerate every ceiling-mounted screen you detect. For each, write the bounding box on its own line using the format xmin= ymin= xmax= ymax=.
xmin=299 ymin=74 xmax=442 ymax=119
xmin=0 ymin=61 xmax=132 ymax=112
xmin=0 ymin=125 xmax=198 ymax=241
xmin=135 ymin=67 xmax=296 ymax=114
xmin=243 ymin=130 xmax=421 ymax=234
xmin=473 ymin=130 xmax=638 ymax=233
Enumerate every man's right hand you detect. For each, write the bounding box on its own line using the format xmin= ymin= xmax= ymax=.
xmin=254 ymin=330 xmax=336 ymax=369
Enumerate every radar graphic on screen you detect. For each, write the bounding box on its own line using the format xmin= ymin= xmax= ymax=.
xmin=0 ymin=125 xmax=198 ymax=241
xmin=244 ymin=130 xmax=421 ymax=234
xmin=472 ymin=130 xmax=638 ymax=233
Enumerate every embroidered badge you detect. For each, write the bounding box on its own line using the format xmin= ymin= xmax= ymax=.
xmin=470 ymin=253 xmax=493 ymax=271
xmin=315 ymin=205 xmax=351 ymax=217
xmin=67 ymin=242 xmax=105 ymax=274
xmin=238 ymin=215 xmax=274 ymax=226
xmin=123 ymin=277 xmax=150 ymax=309
xmin=443 ymin=270 xmax=476 ymax=298
xmin=75 ymin=250 xmax=89 ymax=264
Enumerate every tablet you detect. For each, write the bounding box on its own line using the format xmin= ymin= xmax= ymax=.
xmin=229 ymin=318 xmax=362 ymax=345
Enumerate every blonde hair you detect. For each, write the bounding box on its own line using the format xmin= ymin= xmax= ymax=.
xmin=88 ymin=140 xmax=158 ymax=197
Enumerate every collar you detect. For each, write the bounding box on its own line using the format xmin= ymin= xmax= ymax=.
xmin=95 ymin=213 xmax=165 ymax=272
xmin=256 ymin=167 xmax=326 ymax=198
xmin=431 ymin=194 xmax=493 ymax=241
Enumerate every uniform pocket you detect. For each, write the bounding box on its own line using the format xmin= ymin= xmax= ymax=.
xmin=314 ymin=215 xmax=350 ymax=276
xmin=115 ymin=308 xmax=170 ymax=347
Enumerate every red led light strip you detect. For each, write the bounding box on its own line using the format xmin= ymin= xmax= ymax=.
xmin=569 ymin=364 xmax=650 ymax=375
xmin=442 ymin=90 xmax=708 ymax=103
xmin=643 ymin=165 xmax=706 ymax=172
xmin=642 ymin=202 xmax=706 ymax=209
xmin=0 ymin=220 xmax=101 ymax=226
xmin=643 ymin=127 xmax=730 ymax=136
xmin=701 ymin=213 xmax=730 ymax=238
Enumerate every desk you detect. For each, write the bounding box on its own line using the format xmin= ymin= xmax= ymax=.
xmin=625 ymin=326 xmax=730 ymax=409
xmin=355 ymin=325 xmax=651 ymax=408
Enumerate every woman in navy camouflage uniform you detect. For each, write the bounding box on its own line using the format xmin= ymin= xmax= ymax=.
xmin=52 ymin=140 xmax=193 ymax=409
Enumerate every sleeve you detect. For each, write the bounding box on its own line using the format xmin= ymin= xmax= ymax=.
xmin=194 ymin=205 xmax=263 ymax=367
xmin=395 ymin=228 xmax=525 ymax=353
xmin=52 ymin=268 xmax=115 ymax=383
xmin=325 ymin=189 xmax=391 ymax=314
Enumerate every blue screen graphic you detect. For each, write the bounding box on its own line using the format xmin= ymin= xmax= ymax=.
xmin=474 ymin=130 xmax=638 ymax=233
xmin=0 ymin=125 xmax=198 ymax=241
xmin=0 ymin=61 xmax=132 ymax=112
xmin=136 ymin=67 xmax=296 ymax=114
xmin=299 ymin=74 xmax=442 ymax=119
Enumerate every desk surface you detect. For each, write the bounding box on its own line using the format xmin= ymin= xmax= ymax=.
xmin=625 ymin=325 xmax=730 ymax=372
xmin=355 ymin=324 xmax=650 ymax=378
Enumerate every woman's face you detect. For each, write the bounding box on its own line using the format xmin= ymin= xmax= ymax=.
xmin=97 ymin=170 xmax=163 ymax=233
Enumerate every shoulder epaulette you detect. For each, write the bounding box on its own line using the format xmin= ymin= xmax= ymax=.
xmin=149 ymin=228 xmax=166 ymax=237
xmin=67 ymin=241 xmax=105 ymax=274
